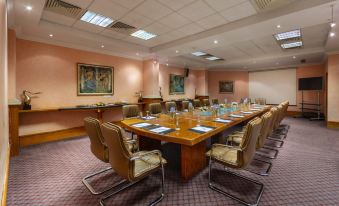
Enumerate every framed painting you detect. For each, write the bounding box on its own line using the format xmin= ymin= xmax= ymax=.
xmin=169 ymin=74 xmax=185 ymax=94
xmin=77 ymin=63 xmax=113 ymax=96
xmin=219 ymin=81 xmax=234 ymax=93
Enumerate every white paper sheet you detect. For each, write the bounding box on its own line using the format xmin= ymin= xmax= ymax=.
xmin=229 ymin=114 xmax=245 ymax=118
xmin=132 ymin=123 xmax=152 ymax=128
xmin=241 ymin=111 xmax=254 ymax=114
xmin=191 ymin=126 xmax=213 ymax=132
xmin=142 ymin=116 xmax=156 ymax=120
xmin=149 ymin=127 xmax=171 ymax=133
xmin=215 ymin=118 xmax=232 ymax=123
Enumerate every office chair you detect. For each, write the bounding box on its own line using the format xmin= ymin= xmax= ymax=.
xmin=149 ymin=103 xmax=162 ymax=115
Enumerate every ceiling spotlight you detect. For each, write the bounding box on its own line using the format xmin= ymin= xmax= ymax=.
xmin=330 ymin=22 xmax=336 ymax=28
xmin=25 ymin=5 xmax=32 ymax=11
xmin=277 ymin=24 xmax=281 ymax=28
xmin=49 ymin=34 xmax=53 ymax=38
xmin=136 ymin=53 xmax=139 ymax=56
xmin=166 ymin=63 xmax=169 ymax=66
xmin=101 ymin=45 xmax=105 ymax=48
xmin=175 ymin=50 xmax=179 ymax=53
xmin=330 ymin=32 xmax=335 ymax=37
xmin=276 ymin=62 xmax=280 ymax=65
xmin=293 ymin=56 xmax=296 ymax=59
xmin=330 ymin=5 xmax=336 ymax=28
xmin=213 ymin=40 xmax=218 ymax=44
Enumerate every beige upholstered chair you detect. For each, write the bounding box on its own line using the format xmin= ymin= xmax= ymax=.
xmin=181 ymin=100 xmax=189 ymax=111
xmin=165 ymin=101 xmax=177 ymax=112
xmin=99 ymin=122 xmax=166 ymax=206
xmin=122 ymin=105 xmax=140 ymax=119
xmin=255 ymin=98 xmax=266 ymax=105
xmin=82 ymin=117 xmax=138 ymax=195
xmin=202 ymin=99 xmax=210 ymax=106
xmin=193 ymin=99 xmax=201 ymax=108
xmin=211 ymin=99 xmax=219 ymax=105
xmin=206 ymin=117 xmax=264 ymax=205
xmin=149 ymin=103 xmax=162 ymax=115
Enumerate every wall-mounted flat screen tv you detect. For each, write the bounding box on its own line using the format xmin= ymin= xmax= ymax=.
xmin=298 ymin=77 xmax=323 ymax=90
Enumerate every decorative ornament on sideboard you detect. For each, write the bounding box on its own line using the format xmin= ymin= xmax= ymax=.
xmin=21 ymin=90 xmax=41 ymax=110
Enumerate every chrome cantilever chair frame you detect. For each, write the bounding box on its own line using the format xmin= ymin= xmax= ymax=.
xmin=99 ymin=150 xmax=165 ymax=206
xmin=208 ymin=144 xmax=264 ymax=206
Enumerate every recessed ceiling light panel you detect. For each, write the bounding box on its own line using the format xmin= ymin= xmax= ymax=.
xmin=281 ymin=41 xmax=302 ymax=49
xmin=80 ymin=10 xmax=114 ymax=27
xmin=131 ymin=30 xmax=157 ymax=40
xmin=206 ymin=56 xmax=221 ymax=61
xmin=274 ymin=29 xmax=301 ymax=40
xmin=192 ymin=51 xmax=207 ymax=56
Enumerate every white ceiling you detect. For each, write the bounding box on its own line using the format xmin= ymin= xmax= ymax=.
xmin=7 ymin=0 xmax=339 ymax=70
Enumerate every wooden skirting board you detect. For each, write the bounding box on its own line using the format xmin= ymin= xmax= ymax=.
xmin=286 ymin=111 xmax=301 ymax=116
xmin=327 ymin=121 xmax=339 ymax=129
xmin=20 ymin=126 xmax=86 ymax=147
xmin=1 ymin=145 xmax=10 ymax=206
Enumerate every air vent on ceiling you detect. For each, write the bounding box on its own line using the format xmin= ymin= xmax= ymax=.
xmin=44 ymin=0 xmax=85 ymax=19
xmin=252 ymin=0 xmax=296 ymax=12
xmin=109 ymin=21 xmax=137 ymax=34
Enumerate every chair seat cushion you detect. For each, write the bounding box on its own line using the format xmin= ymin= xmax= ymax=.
xmin=133 ymin=151 xmax=167 ymax=178
xmin=206 ymin=145 xmax=238 ymax=167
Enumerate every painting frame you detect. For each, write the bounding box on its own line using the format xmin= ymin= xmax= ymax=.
xmin=77 ymin=63 xmax=114 ymax=96
xmin=169 ymin=74 xmax=185 ymax=95
xmin=219 ymin=81 xmax=234 ymax=93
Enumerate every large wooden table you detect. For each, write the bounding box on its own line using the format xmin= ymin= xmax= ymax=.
xmin=120 ymin=106 xmax=270 ymax=180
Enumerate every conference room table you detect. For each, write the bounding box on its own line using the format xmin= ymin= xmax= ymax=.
xmin=120 ymin=105 xmax=270 ymax=180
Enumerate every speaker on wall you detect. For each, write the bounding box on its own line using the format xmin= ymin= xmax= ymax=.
xmin=185 ymin=68 xmax=189 ymax=77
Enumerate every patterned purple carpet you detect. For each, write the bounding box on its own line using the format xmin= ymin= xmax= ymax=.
xmin=7 ymin=117 xmax=339 ymax=205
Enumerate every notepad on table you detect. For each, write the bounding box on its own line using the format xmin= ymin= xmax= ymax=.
xmin=141 ymin=116 xmax=156 ymax=120
xmin=149 ymin=127 xmax=172 ymax=134
xmin=241 ymin=111 xmax=254 ymax=114
xmin=229 ymin=114 xmax=245 ymax=118
xmin=190 ymin=126 xmax=214 ymax=133
xmin=215 ymin=118 xmax=232 ymax=123
xmin=250 ymin=108 xmax=261 ymax=111
xmin=132 ymin=122 xmax=152 ymax=128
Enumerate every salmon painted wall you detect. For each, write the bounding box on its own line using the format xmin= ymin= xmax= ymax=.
xmin=7 ymin=29 xmax=16 ymax=100
xmin=159 ymin=65 xmax=207 ymax=100
xmin=295 ymin=64 xmax=326 ymax=112
xmin=327 ymin=54 xmax=339 ymax=122
xmin=15 ymin=39 xmax=143 ymax=135
xmin=208 ymin=71 xmax=249 ymax=103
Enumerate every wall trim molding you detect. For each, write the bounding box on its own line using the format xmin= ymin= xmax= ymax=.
xmin=20 ymin=126 xmax=86 ymax=147
xmin=327 ymin=121 xmax=339 ymax=129
xmin=1 ymin=145 xmax=10 ymax=206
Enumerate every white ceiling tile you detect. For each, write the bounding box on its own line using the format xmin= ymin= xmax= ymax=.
xmin=134 ymin=0 xmax=173 ymax=20
xmin=120 ymin=12 xmax=153 ymax=29
xmin=252 ymin=36 xmax=281 ymax=53
xmin=101 ymin=29 xmax=128 ymax=39
xmin=204 ymin=0 xmax=247 ymax=12
xmin=144 ymin=22 xmax=171 ymax=35
xmin=73 ymin=20 xmax=105 ymax=33
xmin=207 ymin=45 xmax=249 ymax=59
xmin=196 ymin=13 xmax=228 ymax=29
xmin=219 ymin=1 xmax=256 ymax=22
xmin=89 ymin=0 xmax=129 ymax=20
xmin=178 ymin=0 xmax=216 ymax=22
xmin=176 ymin=23 xmax=203 ymax=36
xmin=233 ymin=40 xmax=265 ymax=57
xmin=124 ymin=36 xmax=151 ymax=46
xmin=62 ymin=0 xmax=93 ymax=8
xmin=158 ymin=12 xmax=191 ymax=29
xmin=109 ymin=0 xmax=145 ymax=9
xmin=157 ymin=0 xmax=196 ymax=10
xmin=41 ymin=10 xmax=77 ymax=26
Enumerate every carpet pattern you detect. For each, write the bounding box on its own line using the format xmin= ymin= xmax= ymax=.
xmin=7 ymin=117 xmax=339 ymax=205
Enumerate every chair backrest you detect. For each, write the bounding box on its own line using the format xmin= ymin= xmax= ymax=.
xmin=255 ymin=98 xmax=266 ymax=105
xmin=193 ymin=99 xmax=201 ymax=108
xmin=202 ymin=99 xmax=210 ymax=106
xmin=211 ymin=99 xmax=219 ymax=105
xmin=181 ymin=100 xmax=189 ymax=110
xmin=238 ymin=117 xmax=263 ymax=168
xmin=148 ymin=103 xmax=162 ymax=115
xmin=268 ymin=107 xmax=279 ymax=136
xmin=122 ymin=105 xmax=140 ymax=119
xmin=256 ymin=111 xmax=273 ymax=149
xmin=231 ymin=102 xmax=238 ymax=106
xmin=274 ymin=104 xmax=284 ymax=129
xmin=165 ymin=101 xmax=177 ymax=112
xmin=101 ymin=122 xmax=132 ymax=181
xmin=84 ymin=117 xmax=108 ymax=162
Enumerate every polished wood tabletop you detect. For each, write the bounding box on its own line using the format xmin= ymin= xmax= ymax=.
xmin=120 ymin=105 xmax=271 ymax=146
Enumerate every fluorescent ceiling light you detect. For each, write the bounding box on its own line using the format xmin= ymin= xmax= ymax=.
xmin=274 ymin=29 xmax=301 ymax=40
xmin=192 ymin=51 xmax=207 ymax=56
xmin=206 ymin=56 xmax=221 ymax=61
xmin=281 ymin=41 xmax=302 ymax=49
xmin=131 ymin=30 xmax=157 ymax=40
xmin=80 ymin=11 xmax=113 ymax=27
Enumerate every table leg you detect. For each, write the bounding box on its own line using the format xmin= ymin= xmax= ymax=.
xmin=181 ymin=141 xmax=207 ymax=180
xmin=138 ymin=136 xmax=161 ymax=151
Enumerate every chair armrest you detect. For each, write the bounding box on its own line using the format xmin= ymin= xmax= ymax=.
xmin=129 ymin=150 xmax=164 ymax=164
xmin=212 ymin=143 xmax=242 ymax=151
